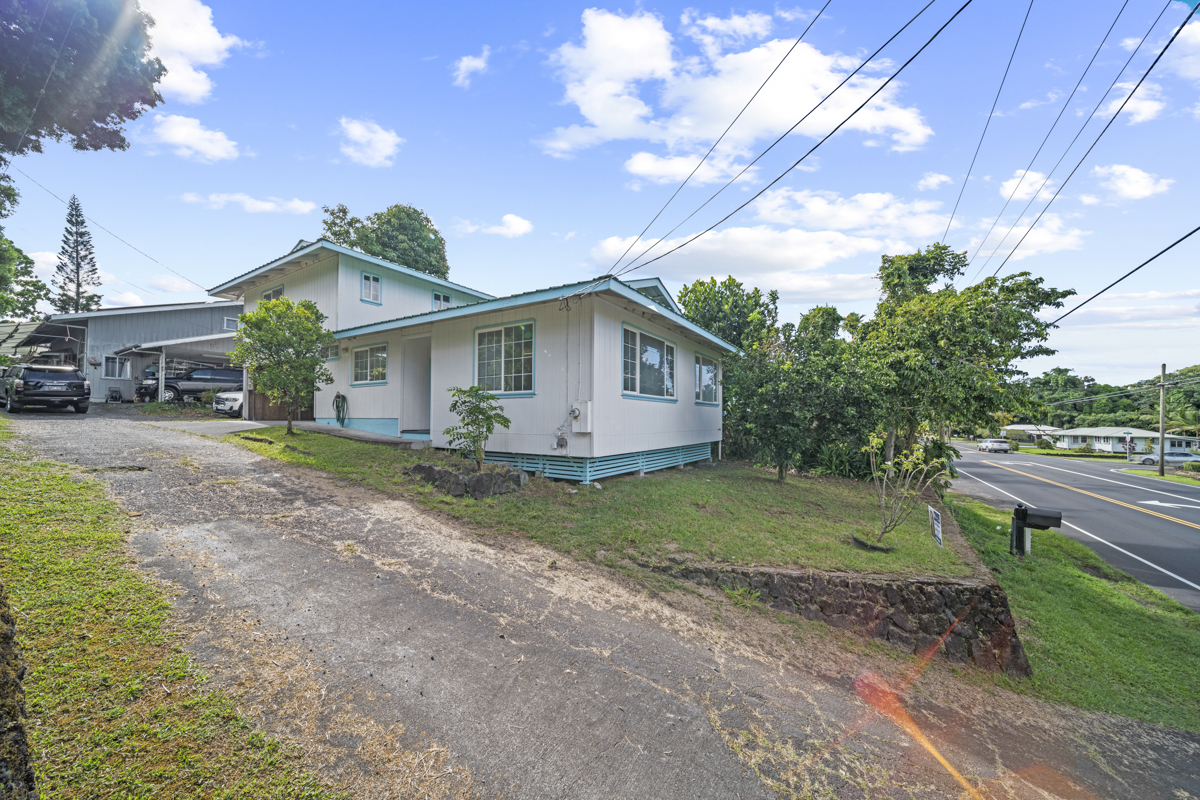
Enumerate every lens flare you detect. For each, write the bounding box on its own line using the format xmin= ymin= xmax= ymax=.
xmin=854 ymin=671 xmax=985 ymax=800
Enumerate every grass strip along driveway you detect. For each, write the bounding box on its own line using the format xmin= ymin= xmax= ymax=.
xmin=227 ymin=427 xmax=971 ymax=578
xmin=950 ymin=497 xmax=1200 ymax=732
xmin=0 ymin=419 xmax=341 ymax=799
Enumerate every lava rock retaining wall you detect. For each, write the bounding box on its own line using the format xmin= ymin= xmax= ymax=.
xmin=659 ymin=565 xmax=1030 ymax=676
xmin=406 ymin=463 xmax=529 ymax=501
xmin=0 ymin=585 xmax=37 ymax=799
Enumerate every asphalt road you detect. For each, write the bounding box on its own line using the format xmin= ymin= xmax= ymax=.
xmin=951 ymin=447 xmax=1200 ymax=612
xmin=7 ymin=406 xmax=1200 ymax=799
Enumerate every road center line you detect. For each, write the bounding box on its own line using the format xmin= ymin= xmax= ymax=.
xmin=956 ymin=468 xmax=1200 ymax=593
xmin=980 ymin=462 xmax=1200 ymax=532
xmin=964 ymin=453 xmax=1200 ymax=504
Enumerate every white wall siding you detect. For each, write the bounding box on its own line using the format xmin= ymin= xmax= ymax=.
xmin=244 ymin=255 xmax=339 ymax=328
xmin=428 ymin=297 xmax=596 ymax=457
xmin=590 ymin=297 xmax=721 ymax=458
xmin=337 ymin=254 xmax=470 ymax=330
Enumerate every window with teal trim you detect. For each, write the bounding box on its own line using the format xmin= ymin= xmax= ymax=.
xmin=261 ymin=285 xmax=283 ymax=301
xmin=477 ymin=323 xmax=533 ymax=393
xmin=695 ymin=354 xmax=717 ymax=403
xmin=362 ymin=273 xmax=381 ymax=304
xmin=623 ymin=327 xmax=674 ymax=398
xmin=352 ymin=344 xmax=387 ymax=383
xmin=321 ymin=343 xmax=340 ymax=360
xmin=433 ymin=291 xmax=452 ymax=310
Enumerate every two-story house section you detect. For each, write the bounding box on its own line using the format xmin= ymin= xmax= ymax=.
xmin=207 ymin=238 xmax=494 ymax=421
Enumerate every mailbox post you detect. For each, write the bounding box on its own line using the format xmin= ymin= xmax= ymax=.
xmin=1011 ymin=503 xmax=1063 ymax=556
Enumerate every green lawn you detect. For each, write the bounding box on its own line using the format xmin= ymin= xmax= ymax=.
xmin=0 ymin=419 xmax=342 ymax=799
xmin=228 ymin=427 xmax=972 ymax=578
xmin=1124 ymin=468 xmax=1200 ymax=488
xmin=949 ymin=496 xmax=1200 ymax=732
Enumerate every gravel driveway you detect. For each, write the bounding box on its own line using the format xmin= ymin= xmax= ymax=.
xmin=8 ymin=407 xmax=1199 ymax=799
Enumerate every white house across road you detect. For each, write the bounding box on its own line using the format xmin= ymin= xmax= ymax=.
xmin=209 ymin=239 xmax=736 ymax=483
xmin=1053 ymin=426 xmax=1199 ymax=454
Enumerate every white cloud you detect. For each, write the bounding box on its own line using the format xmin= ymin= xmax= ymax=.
xmin=150 ymin=275 xmax=197 ymax=292
xmin=1103 ymin=288 xmax=1200 ymax=301
xmin=1092 ymin=164 xmax=1173 ymax=200
xmin=1079 ymin=194 xmax=1100 ymax=205
xmin=28 ymin=252 xmax=56 ymax=282
xmin=141 ymin=0 xmax=243 ymax=104
xmin=682 ymin=10 xmax=773 ymax=59
xmin=1162 ymin=21 xmax=1200 ymax=82
xmin=999 ymin=169 xmax=1055 ymax=202
xmin=1103 ymin=81 xmax=1165 ymax=124
xmin=1058 ymin=303 xmax=1199 ymax=326
xmin=1018 ymin=91 xmax=1061 ymax=110
xmin=103 ymin=291 xmax=146 ymax=308
xmin=968 ymin=213 xmax=1087 ymax=262
xmin=541 ymin=9 xmax=932 ymax=162
xmin=453 ymin=45 xmax=491 ymax=88
xmin=337 ymin=118 xmax=404 ymax=167
xmin=181 ymin=192 xmax=316 ymax=213
xmin=151 ymin=114 xmax=238 ymax=162
xmin=623 ymin=151 xmax=756 ymax=185
xmin=753 ymin=188 xmax=951 ymax=240
xmin=916 ymin=172 xmax=951 ymax=191
xmin=775 ymin=6 xmax=817 ymax=23
xmin=459 ymin=214 xmax=534 ymax=238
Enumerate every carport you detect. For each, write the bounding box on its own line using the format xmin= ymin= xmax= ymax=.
xmin=114 ymin=333 xmax=237 ymax=401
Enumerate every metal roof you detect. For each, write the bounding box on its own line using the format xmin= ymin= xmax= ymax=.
xmin=207 ymin=239 xmax=494 ymax=301
xmin=333 ymin=276 xmax=737 ymax=352
xmin=46 ymin=300 xmax=242 ymax=321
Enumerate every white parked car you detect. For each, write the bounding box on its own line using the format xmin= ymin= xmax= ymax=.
xmin=1137 ymin=451 xmax=1200 ymax=466
xmin=213 ymin=390 xmax=243 ymax=417
xmin=978 ymin=439 xmax=1011 ymax=453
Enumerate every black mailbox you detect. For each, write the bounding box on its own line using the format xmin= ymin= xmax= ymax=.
xmin=1011 ymin=504 xmax=1063 ymax=556
xmin=1013 ymin=504 xmax=1062 ymax=531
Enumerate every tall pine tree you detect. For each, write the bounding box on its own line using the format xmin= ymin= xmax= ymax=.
xmin=52 ymin=196 xmax=101 ymax=313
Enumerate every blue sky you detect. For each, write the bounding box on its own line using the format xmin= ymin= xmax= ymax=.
xmin=6 ymin=0 xmax=1200 ymax=383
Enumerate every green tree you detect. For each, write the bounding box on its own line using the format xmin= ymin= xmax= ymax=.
xmin=322 ymin=203 xmax=449 ymax=279
xmin=443 ymin=385 xmax=512 ymax=471
xmin=858 ymin=243 xmax=1073 ymax=454
xmin=51 ymin=195 xmax=100 ymax=313
xmin=231 ymin=298 xmax=336 ymax=434
xmin=676 ymin=276 xmax=778 ymax=346
xmin=728 ymin=306 xmax=884 ymax=481
xmin=0 ymin=234 xmax=50 ymax=320
xmin=0 ymin=0 xmax=165 ymax=218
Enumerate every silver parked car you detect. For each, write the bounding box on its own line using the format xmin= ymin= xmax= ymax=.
xmin=978 ymin=438 xmax=1011 ymax=453
xmin=1137 ymin=451 xmax=1200 ymax=466
xmin=212 ymin=390 xmax=243 ymax=417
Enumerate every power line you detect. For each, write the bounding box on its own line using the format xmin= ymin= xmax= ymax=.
xmin=980 ymin=0 xmax=1185 ymax=280
xmin=940 ymin=0 xmax=1035 ymax=244
xmin=616 ymin=0 xmax=978 ymax=277
xmin=11 ymin=166 xmax=208 ymax=293
xmin=1044 ymin=377 xmax=1200 ymax=406
xmin=965 ymin=0 xmax=1173 ymax=284
xmin=609 ymin=0 xmax=943 ymax=279
xmin=1049 ymin=222 xmax=1200 ymax=326
xmin=963 ymin=0 xmax=1130 ymax=272
xmin=608 ymin=0 xmax=833 ymax=273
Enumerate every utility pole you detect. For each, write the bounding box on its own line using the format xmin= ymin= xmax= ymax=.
xmin=1159 ymin=363 xmax=1167 ymax=477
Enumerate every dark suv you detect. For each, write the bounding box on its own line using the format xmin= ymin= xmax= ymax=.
xmin=136 ymin=367 xmax=243 ymax=402
xmin=1 ymin=364 xmax=90 ymax=414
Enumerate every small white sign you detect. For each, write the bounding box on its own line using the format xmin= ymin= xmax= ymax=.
xmin=928 ymin=506 xmax=943 ymax=547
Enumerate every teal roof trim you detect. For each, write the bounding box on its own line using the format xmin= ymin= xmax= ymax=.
xmin=207 ymin=239 xmax=494 ymax=301
xmin=334 ymin=276 xmax=737 ymax=353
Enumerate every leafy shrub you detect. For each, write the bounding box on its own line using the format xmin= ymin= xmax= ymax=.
xmin=199 ymin=389 xmax=216 ymax=407
xmin=1035 ymin=438 xmax=1053 ymax=450
xmin=1183 ymin=462 xmax=1200 ymax=473
xmin=443 ymin=385 xmax=512 ymax=471
xmin=1006 ymin=439 xmax=1021 ymax=452
xmin=813 ymin=442 xmax=854 ymax=478
xmin=1071 ymin=443 xmax=1094 ymax=454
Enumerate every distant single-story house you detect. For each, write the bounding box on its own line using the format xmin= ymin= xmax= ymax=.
xmin=1000 ymin=424 xmax=1063 ymax=442
xmin=208 ymin=239 xmax=735 ymax=483
xmin=16 ymin=301 xmax=244 ymax=403
xmin=1054 ymin=427 xmax=1199 ymax=454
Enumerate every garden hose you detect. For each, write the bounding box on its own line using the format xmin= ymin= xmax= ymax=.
xmin=333 ymin=392 xmax=348 ymax=427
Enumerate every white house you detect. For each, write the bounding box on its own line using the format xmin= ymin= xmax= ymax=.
xmin=1000 ymin=424 xmax=1063 ymax=442
xmin=1053 ymin=427 xmax=1199 ymax=454
xmin=209 ymin=239 xmax=736 ymax=483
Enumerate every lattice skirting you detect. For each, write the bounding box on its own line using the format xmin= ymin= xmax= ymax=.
xmin=484 ymin=442 xmax=714 ymax=484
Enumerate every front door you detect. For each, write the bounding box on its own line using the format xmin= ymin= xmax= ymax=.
xmin=401 ymin=336 xmax=431 ymax=435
